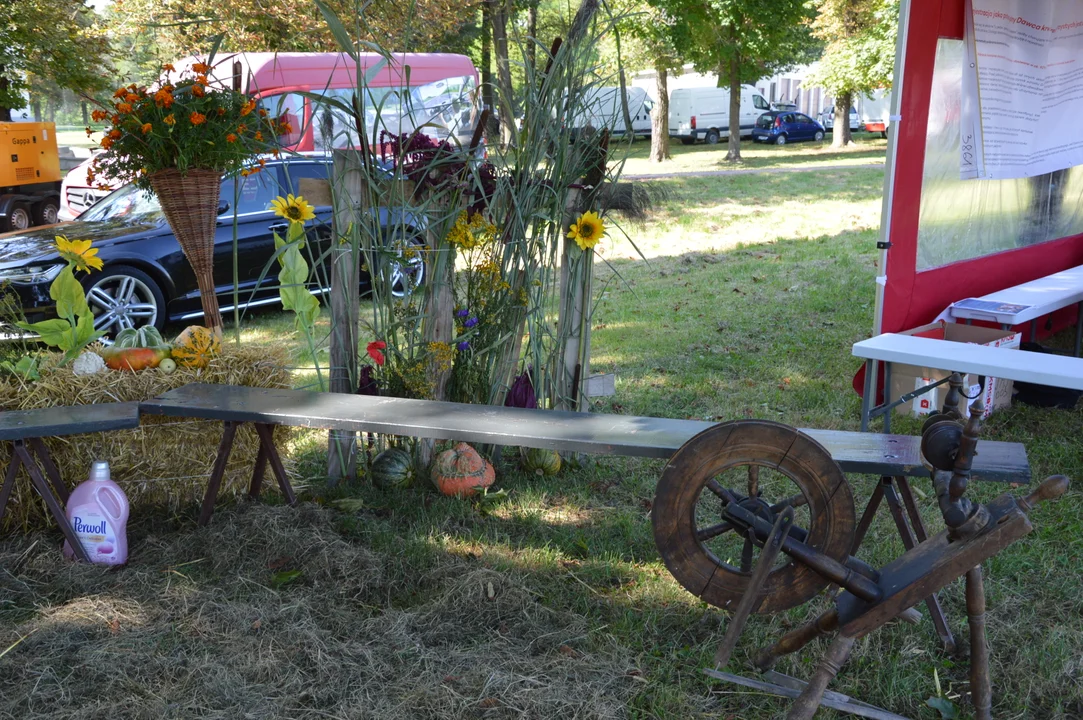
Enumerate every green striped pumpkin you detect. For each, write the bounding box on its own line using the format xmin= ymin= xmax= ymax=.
xmin=371 ymin=447 xmax=415 ymax=489
xmin=520 ymin=447 xmax=561 ymax=476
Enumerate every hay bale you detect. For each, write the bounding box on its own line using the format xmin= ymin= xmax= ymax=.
xmin=0 ymin=343 xmax=295 ymax=532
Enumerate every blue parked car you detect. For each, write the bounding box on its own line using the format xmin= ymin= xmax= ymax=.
xmin=751 ymin=111 xmax=826 ymax=145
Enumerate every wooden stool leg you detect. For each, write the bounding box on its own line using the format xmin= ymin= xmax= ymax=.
xmin=254 ymin=423 xmax=297 ymax=506
xmin=966 ymin=566 xmax=993 ymax=720
xmin=786 ymin=634 xmax=856 ymax=720
xmin=850 ymin=482 xmax=884 ymax=555
xmin=248 ymin=444 xmax=268 ymax=500
xmin=0 ymin=449 xmax=22 ymax=524
xmin=883 ymin=477 xmax=956 ymax=653
xmin=28 ymin=437 xmax=67 ymax=503
xmin=199 ymin=421 xmax=239 ymax=526
xmin=15 ymin=441 xmax=90 ymax=562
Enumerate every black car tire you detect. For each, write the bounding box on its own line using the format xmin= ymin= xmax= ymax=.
xmin=680 ymin=137 xmax=696 ymax=146
xmin=705 ymin=129 xmax=720 ymax=145
xmin=5 ymin=202 xmax=32 ymax=232
xmin=32 ymin=198 xmax=60 ymax=226
xmin=84 ymin=265 xmax=166 ymax=335
xmin=814 ymin=130 xmax=825 ymax=141
xmin=775 ymin=134 xmax=787 ymax=146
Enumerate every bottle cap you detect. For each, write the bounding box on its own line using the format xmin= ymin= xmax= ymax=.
xmin=90 ymin=461 xmax=111 ymax=482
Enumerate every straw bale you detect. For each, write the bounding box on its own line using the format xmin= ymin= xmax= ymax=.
xmin=0 ymin=343 xmax=295 ymax=532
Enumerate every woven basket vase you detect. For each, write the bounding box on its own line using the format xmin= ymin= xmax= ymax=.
xmin=149 ymin=168 xmax=223 ymax=330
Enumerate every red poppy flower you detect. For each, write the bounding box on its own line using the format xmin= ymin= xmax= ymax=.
xmin=366 ymin=341 xmax=386 ymax=366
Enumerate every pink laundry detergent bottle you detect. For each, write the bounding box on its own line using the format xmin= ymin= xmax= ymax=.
xmin=62 ymin=461 xmax=129 ymax=565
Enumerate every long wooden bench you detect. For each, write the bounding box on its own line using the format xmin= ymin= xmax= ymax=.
xmin=140 ymin=382 xmax=1032 ymax=652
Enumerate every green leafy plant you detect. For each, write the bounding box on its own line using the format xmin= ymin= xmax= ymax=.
xmin=272 ymin=194 xmax=323 ymax=386
xmin=0 ymin=356 xmax=41 ymax=382
xmin=16 ymin=237 xmax=106 ymax=365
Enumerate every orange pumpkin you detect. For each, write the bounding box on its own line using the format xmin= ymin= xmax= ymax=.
xmin=431 ymin=443 xmax=495 ymax=497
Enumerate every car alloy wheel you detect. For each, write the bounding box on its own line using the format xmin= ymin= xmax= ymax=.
xmin=87 ymin=271 xmax=161 ymax=334
xmin=387 ymin=236 xmax=426 ymax=298
xmin=775 ymin=134 xmax=787 ymax=145
xmin=814 ymin=131 xmax=824 ymax=141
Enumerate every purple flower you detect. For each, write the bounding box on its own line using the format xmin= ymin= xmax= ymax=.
xmin=456 ymin=308 xmax=470 ymax=318
xmin=356 ymin=365 xmax=380 ymax=396
xmin=505 ymin=371 xmax=538 ymax=409
xmin=457 ymin=341 xmax=470 ymax=351
xmin=464 ymin=316 xmax=478 ymax=328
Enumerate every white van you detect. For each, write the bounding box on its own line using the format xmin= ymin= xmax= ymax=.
xmin=571 ymin=86 xmax=654 ymax=138
xmin=859 ymin=89 xmax=892 ymax=138
xmin=669 ymin=85 xmax=771 ymax=145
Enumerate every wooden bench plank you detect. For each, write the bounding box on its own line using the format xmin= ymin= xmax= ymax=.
xmin=0 ymin=402 xmax=141 ymax=441
xmin=141 ymin=384 xmax=1030 ymax=484
xmin=853 ymin=333 xmax=1083 ymax=391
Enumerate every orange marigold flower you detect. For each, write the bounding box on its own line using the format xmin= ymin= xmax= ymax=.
xmin=97 ymin=183 xmax=112 ymax=191
xmin=163 ymin=114 xmax=176 ymax=126
xmin=85 ymin=126 xmax=93 ymax=137
xmin=271 ymin=148 xmax=280 ymax=157
xmin=236 ymin=123 xmax=247 ymax=133
xmin=116 ymin=102 xmax=132 ymax=114
xmin=142 ymin=123 xmax=153 ymax=134
xmin=113 ymin=88 xmax=127 ymax=98
xmin=258 ymin=108 xmax=268 ymax=117
xmin=258 ymin=158 xmax=266 ymax=167
xmin=100 ymin=137 xmax=113 ymax=149
xmin=254 ymin=131 xmax=263 ymax=141
xmin=128 ymin=83 xmax=137 ymax=90
xmin=279 ymin=121 xmax=293 ymax=134
xmin=240 ymin=169 xmax=251 ymax=177
xmin=189 ymin=111 xmax=206 ymax=125
xmin=240 ymin=100 xmax=256 ymax=116
xmin=191 ymin=84 xmax=205 ymax=98
xmin=196 ymin=74 xmax=208 ymax=84
xmin=226 ymin=133 xmax=237 ymax=143
xmin=217 ymin=107 xmax=225 ymax=116
xmin=154 ymin=89 xmax=174 ymax=108
xmin=125 ymin=93 xmax=140 ymax=103
xmin=91 ymin=109 xmax=109 ymax=122
xmin=192 ymin=62 xmax=210 ymax=74
xmin=108 ymin=129 xmax=122 ymax=140
xmin=112 ymin=115 xmax=121 ymax=124
xmin=163 ymin=63 xmax=175 ymax=72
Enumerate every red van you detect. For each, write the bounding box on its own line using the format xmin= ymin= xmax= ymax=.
xmin=59 ymin=52 xmax=481 ymax=219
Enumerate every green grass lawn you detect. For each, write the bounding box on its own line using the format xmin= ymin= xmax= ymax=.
xmin=4 ymin=160 xmax=1082 ymax=719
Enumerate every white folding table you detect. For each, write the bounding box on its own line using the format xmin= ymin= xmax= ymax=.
xmin=853 ymin=333 xmax=1083 ymax=431
xmin=947 ymin=263 xmax=1083 ymax=355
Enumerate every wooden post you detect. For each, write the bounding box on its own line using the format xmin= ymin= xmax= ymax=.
xmin=327 ymin=151 xmax=364 ymax=483
xmin=556 ymin=187 xmax=589 ymax=411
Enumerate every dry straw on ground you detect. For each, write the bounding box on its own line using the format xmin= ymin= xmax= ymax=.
xmin=0 ymin=503 xmax=635 ymax=719
xmin=0 ymin=343 xmax=294 ymax=532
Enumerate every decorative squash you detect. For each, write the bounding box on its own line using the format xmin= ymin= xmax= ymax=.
xmin=520 ymin=447 xmax=561 ymax=476
xmin=100 ymin=346 xmax=171 ymax=371
xmin=431 ymin=442 xmax=495 ymax=497
xmin=159 ymin=358 xmax=177 ymax=374
xmin=171 ymin=325 xmax=220 ymax=368
xmin=371 ymin=447 xmax=415 ymax=489
xmin=114 ymin=326 xmax=169 ymax=349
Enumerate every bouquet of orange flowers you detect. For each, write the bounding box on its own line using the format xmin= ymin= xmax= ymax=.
xmin=90 ymin=61 xmax=283 ymax=189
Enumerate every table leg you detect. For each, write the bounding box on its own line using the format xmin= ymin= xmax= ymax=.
xmin=28 ymin=437 xmax=67 ymax=503
xmin=861 ymin=359 xmax=875 ymax=432
xmin=966 ymin=566 xmax=993 ymax=720
xmin=248 ymin=443 xmax=268 ymax=500
xmin=1030 ymin=319 xmax=1038 ymax=343
xmin=882 ymin=477 xmax=956 ymax=653
xmin=199 ymin=421 xmax=238 ymax=526
xmin=883 ymin=362 xmax=892 ymax=434
xmin=254 ymin=423 xmax=297 ymax=506
xmin=1075 ymin=301 xmax=1082 ymax=357
xmin=14 ymin=441 xmax=90 ymax=562
xmin=0 ymin=450 xmax=22 ymax=524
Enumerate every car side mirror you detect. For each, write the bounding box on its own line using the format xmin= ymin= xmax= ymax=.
xmin=217 ymin=201 xmax=231 ymax=216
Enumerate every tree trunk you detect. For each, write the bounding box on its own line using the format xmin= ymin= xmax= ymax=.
xmin=834 ymin=91 xmax=853 ymax=148
xmin=650 ymin=67 xmax=670 ymax=163
xmin=527 ymin=3 xmax=538 ymax=72
xmin=613 ymin=25 xmax=633 ymax=140
xmin=31 ymin=99 xmax=42 ymax=122
xmin=726 ymin=52 xmax=742 ymax=163
xmin=0 ymin=71 xmax=10 ymax=122
xmin=487 ymin=0 xmax=517 ymax=147
xmin=481 ymin=5 xmax=493 ymax=112
xmin=81 ymin=101 xmax=89 ymax=127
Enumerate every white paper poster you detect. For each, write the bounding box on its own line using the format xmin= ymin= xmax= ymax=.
xmin=963 ymin=0 xmax=1083 ymax=179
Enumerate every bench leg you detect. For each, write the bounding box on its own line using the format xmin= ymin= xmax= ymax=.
xmin=28 ymin=437 xmax=67 ymax=503
xmin=248 ymin=443 xmax=268 ymax=500
xmin=882 ymin=361 xmax=892 ymax=434
xmin=14 ymin=441 xmax=90 ymax=563
xmin=254 ymin=423 xmax=297 ymax=507
xmin=199 ymin=421 xmax=238 ymax=527
xmin=850 ymin=481 xmax=884 ymax=555
xmin=883 ymin=476 xmax=956 ymax=653
xmin=0 ymin=449 xmax=22 ymax=525
xmin=860 ymin=359 xmax=875 ymax=432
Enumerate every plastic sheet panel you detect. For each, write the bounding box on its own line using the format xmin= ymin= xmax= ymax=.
xmin=916 ymin=39 xmax=1083 ymax=271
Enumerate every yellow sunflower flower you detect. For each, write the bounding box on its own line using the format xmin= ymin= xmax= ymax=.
xmin=567 ymin=210 xmax=605 ymax=251
xmin=55 ymin=236 xmax=103 ymax=274
xmin=271 ymin=194 xmax=317 ymax=224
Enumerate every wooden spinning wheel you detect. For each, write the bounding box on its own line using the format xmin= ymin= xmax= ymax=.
xmin=652 ymin=420 xmax=856 ymax=614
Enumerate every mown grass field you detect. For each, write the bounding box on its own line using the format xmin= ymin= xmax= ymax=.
xmin=2 ymin=137 xmax=1082 ymax=719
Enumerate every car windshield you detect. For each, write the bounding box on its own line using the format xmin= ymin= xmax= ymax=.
xmin=80 ymin=183 xmax=164 ymax=224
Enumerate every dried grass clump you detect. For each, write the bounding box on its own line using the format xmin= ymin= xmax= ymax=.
xmin=0 ymin=343 xmax=294 ymax=532
xmin=0 ymin=503 xmax=636 ymax=719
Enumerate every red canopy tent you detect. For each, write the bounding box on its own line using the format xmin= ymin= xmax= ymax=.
xmin=873 ymin=0 xmax=1083 ymax=337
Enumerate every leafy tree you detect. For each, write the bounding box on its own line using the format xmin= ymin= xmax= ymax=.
xmin=0 ymin=0 xmax=113 ymax=121
xmin=804 ymin=0 xmax=897 ymax=147
xmin=672 ymin=0 xmax=816 ymax=162
xmin=617 ymin=2 xmax=683 ymax=162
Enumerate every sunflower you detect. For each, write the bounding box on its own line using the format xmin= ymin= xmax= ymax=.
xmin=55 ymin=236 xmax=103 ymax=274
xmin=271 ymin=194 xmax=317 ymax=224
xmin=567 ymin=210 xmax=605 ymax=251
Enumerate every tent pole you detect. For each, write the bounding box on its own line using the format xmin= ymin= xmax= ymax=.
xmin=872 ymin=0 xmax=914 ymax=339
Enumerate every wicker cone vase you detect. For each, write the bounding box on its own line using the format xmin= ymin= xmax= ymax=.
xmin=149 ymin=168 xmax=224 ymax=332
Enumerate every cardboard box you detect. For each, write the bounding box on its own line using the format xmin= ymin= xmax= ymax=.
xmin=888 ymin=321 xmax=1021 ymax=418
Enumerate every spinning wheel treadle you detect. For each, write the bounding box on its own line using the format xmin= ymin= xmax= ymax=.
xmin=652 ymin=419 xmax=856 ymax=615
